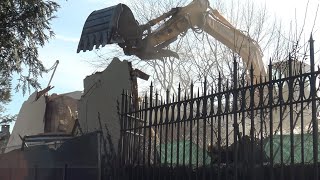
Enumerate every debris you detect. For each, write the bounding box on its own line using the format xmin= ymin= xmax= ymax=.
xmin=5 ymin=91 xmax=82 ymax=153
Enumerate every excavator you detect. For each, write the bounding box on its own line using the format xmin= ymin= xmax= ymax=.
xmin=77 ymin=0 xmax=267 ymax=80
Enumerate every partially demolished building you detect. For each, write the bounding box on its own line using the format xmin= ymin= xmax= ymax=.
xmin=0 ymin=57 xmax=148 ymax=180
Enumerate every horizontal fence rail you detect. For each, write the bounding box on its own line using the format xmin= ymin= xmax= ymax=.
xmin=118 ymin=37 xmax=320 ymax=180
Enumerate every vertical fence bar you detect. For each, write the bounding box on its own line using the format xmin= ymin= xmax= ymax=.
xmin=154 ymin=91 xmax=159 ymax=180
xmin=172 ymin=94 xmax=175 ymax=165
xmin=202 ymin=83 xmax=207 ymax=159
xmin=218 ymin=74 xmax=222 ymax=180
xmin=240 ymin=79 xmax=246 ymax=179
xmin=148 ymin=83 xmax=153 ymax=167
xmin=137 ymin=103 xmax=142 ymax=180
xmin=165 ymin=89 xmax=170 ymax=168
xmin=233 ymin=59 xmax=238 ymax=180
xmin=138 ymin=103 xmax=143 ymax=166
xmin=124 ymin=91 xmax=129 ymax=165
xmin=259 ymin=76 xmax=264 ymax=180
xmin=279 ymin=75 xmax=284 ymax=180
xmin=177 ymin=85 xmax=181 ymax=167
xmin=298 ymin=61 xmax=305 ymax=180
xmin=309 ymin=35 xmax=318 ymax=180
xmin=288 ymin=55 xmax=295 ymax=180
xmin=189 ymin=83 xmax=194 ymax=180
xmin=159 ymin=97 xmax=164 ymax=179
xmin=159 ymin=96 xmax=165 ymax=179
xmin=209 ymin=86 xmax=214 ymax=180
xmin=196 ymin=88 xmax=200 ymax=171
xmin=225 ymin=82 xmax=230 ymax=180
xmin=133 ymin=99 xmax=138 ymax=166
xmin=163 ymin=91 xmax=169 ymax=180
xmin=142 ymin=94 xmax=148 ymax=180
xmin=128 ymin=94 xmax=133 ymax=164
xmin=131 ymin=93 xmax=139 ymax=179
xmin=194 ymin=88 xmax=199 ymax=180
xmin=120 ymin=90 xmax=125 ymax=166
xmin=250 ymin=65 xmax=255 ymax=180
xmin=183 ymin=92 xmax=187 ymax=167
xmin=202 ymin=80 xmax=208 ymax=180
xmin=268 ymin=61 xmax=274 ymax=180
xmin=170 ymin=94 xmax=175 ymax=180
xmin=165 ymin=90 xmax=169 ymax=168
xmin=241 ymin=80 xmax=246 ymax=138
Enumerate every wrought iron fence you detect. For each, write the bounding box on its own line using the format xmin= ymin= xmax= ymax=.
xmin=118 ymin=37 xmax=320 ymax=180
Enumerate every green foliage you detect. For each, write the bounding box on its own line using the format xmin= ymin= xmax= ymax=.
xmin=0 ymin=0 xmax=60 ymax=119
xmin=0 ymin=113 xmax=17 ymax=125
xmin=0 ymin=0 xmax=60 ymax=95
xmin=0 ymin=75 xmax=11 ymax=104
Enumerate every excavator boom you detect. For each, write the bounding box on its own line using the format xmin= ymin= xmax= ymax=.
xmin=202 ymin=10 xmax=266 ymax=78
xmin=77 ymin=0 xmax=266 ymax=79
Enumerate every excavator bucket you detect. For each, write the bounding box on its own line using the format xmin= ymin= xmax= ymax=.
xmin=77 ymin=4 xmax=141 ymax=53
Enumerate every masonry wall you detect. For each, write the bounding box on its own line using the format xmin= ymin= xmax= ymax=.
xmin=79 ymin=58 xmax=132 ymax=153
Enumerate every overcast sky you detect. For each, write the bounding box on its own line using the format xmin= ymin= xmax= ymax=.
xmin=5 ymin=0 xmax=320 ymax=118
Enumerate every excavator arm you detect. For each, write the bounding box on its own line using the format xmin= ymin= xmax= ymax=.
xmin=201 ymin=10 xmax=267 ymax=78
xmin=77 ymin=0 xmax=266 ymax=79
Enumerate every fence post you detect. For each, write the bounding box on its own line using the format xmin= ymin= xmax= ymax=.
xmin=288 ymin=53 xmax=295 ymax=180
xmin=164 ymin=89 xmax=170 ymax=168
xmin=154 ymin=91 xmax=159 ymax=166
xmin=218 ymin=73 xmax=222 ymax=180
xmin=233 ymin=58 xmax=238 ymax=180
xmin=189 ymin=83 xmax=194 ymax=169
xmin=203 ymin=80 xmax=208 ymax=165
xmin=148 ymin=83 xmax=153 ymax=167
xmin=177 ymin=84 xmax=181 ymax=167
xmin=268 ymin=60 xmax=274 ymax=180
xmin=309 ymin=34 xmax=318 ymax=180
xmin=250 ymin=64 xmax=255 ymax=180
xmin=141 ymin=94 xmax=147 ymax=180
xmin=299 ymin=61 xmax=305 ymax=165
